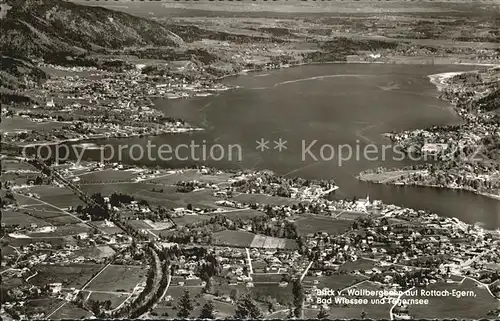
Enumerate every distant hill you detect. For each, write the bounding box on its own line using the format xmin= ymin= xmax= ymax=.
xmin=1 ymin=0 xmax=184 ymax=61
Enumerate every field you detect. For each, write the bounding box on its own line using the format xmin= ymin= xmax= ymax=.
xmin=44 ymin=214 xmax=81 ymax=226
xmin=148 ymin=170 xmax=202 ymax=185
xmin=172 ymin=214 xmax=212 ymax=226
xmin=250 ymin=235 xmax=297 ymax=250
xmin=337 ymin=211 xmax=372 ymax=220
xmin=358 ymin=170 xmax=424 ymax=183
xmin=74 ymin=245 xmax=116 ymax=259
xmin=87 ymin=292 xmax=130 ymax=309
xmin=81 ymin=183 xmax=223 ymax=209
xmin=50 ymin=303 xmax=92 ymax=319
xmin=211 ymin=298 xmax=237 ymax=318
xmin=173 ymin=209 xmax=265 ymax=226
xmin=127 ymin=219 xmax=173 ymax=232
xmin=80 ymin=182 xmax=154 ymax=196
xmin=404 ymin=278 xmax=499 ymax=319
xmin=303 ymin=274 xmax=367 ymax=291
xmin=133 ymin=188 xmax=222 ymax=209
xmin=12 ymin=193 xmax=44 ymax=206
xmin=0 ymin=117 xmax=64 ymax=133
xmin=24 ymin=298 xmax=65 ymax=319
xmin=212 ymin=230 xmax=256 ymax=247
xmin=85 ymin=265 xmax=148 ymax=292
xmin=142 ymin=220 xmax=173 ymax=230
xmin=20 ymin=207 xmax=65 ymax=217
xmin=211 ymin=280 xmax=249 ymax=297
xmin=31 ymin=263 xmax=104 ymax=288
xmin=168 ymin=281 xmax=275 ymax=315
xmin=232 ymin=193 xmax=301 ymax=206
xmin=1 ymin=172 xmax=40 ymax=185
xmin=2 ymin=276 xmax=24 ymax=291
xmin=1 ymin=160 xmax=38 ymax=172
xmin=295 ymin=215 xmax=353 ymax=236
xmin=19 ymin=207 xmax=82 ymax=227
xmin=75 ymin=169 xmax=141 ymax=183
xmin=153 ymin=285 xmax=205 ymax=318
xmin=25 ymin=186 xmax=85 ymax=208
xmin=149 ymin=169 xmax=234 ymax=185
xmin=338 ymin=258 xmax=377 ymax=273
xmin=2 ymin=210 xmax=50 ymax=228
xmin=212 ymin=230 xmax=297 ymax=249
xmin=250 ymin=283 xmax=294 ymax=306
xmin=4 ymin=234 xmax=67 ymax=249
xmin=218 ymin=209 xmax=266 ymax=220
xmin=17 ymin=207 xmax=81 ymax=226
xmin=28 ymin=223 xmax=90 ymax=237
xmin=252 ymin=273 xmax=287 ymax=283
xmin=128 ymin=220 xmax=157 ymax=230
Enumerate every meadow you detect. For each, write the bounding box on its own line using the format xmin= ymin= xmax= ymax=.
xmin=295 ymin=215 xmax=353 ymax=236
xmin=85 ymin=265 xmax=148 ymax=293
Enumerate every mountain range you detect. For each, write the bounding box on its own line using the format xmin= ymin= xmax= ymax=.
xmin=2 ymin=0 xmax=183 ymax=60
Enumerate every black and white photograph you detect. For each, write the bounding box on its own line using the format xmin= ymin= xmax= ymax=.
xmin=1 ymin=0 xmax=499 ymax=319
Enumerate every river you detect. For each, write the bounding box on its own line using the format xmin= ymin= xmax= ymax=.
xmin=76 ymin=63 xmax=500 ymax=229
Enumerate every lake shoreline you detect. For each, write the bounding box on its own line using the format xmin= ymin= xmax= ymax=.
xmin=8 ymin=60 xmax=495 ymax=150
xmin=218 ymin=59 xmax=499 ymax=82
xmin=358 ymin=170 xmax=500 ymax=202
xmin=357 ymin=67 xmax=500 ymax=203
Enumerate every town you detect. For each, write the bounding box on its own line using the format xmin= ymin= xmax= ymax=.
xmin=360 ymin=67 xmax=500 ymax=200
xmin=2 ymin=156 xmax=499 ymax=319
xmin=2 ymin=0 xmax=500 ymax=319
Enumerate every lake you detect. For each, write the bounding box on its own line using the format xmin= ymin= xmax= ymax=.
xmin=86 ymin=63 xmax=500 ymax=229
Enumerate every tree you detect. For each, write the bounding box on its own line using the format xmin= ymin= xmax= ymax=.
xmin=292 ymin=279 xmax=304 ymax=317
xmin=204 ymin=276 xmax=213 ymax=293
xmin=177 ymin=290 xmax=194 ymax=318
xmin=88 ymin=299 xmax=102 ymax=316
xmin=317 ymin=305 xmax=329 ymax=319
xmin=199 ymin=300 xmax=215 ymax=319
xmin=230 ymin=289 xmax=239 ymax=302
xmin=287 ymin=304 xmax=294 ymax=318
xmin=234 ymin=294 xmax=263 ymax=319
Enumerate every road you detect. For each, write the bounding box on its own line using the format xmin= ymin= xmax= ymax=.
xmin=144 ymin=266 xmax=172 ymax=316
xmin=459 ymin=276 xmax=500 ymax=301
xmin=299 ymin=261 xmax=314 ymax=319
xmin=108 ymin=283 xmax=142 ymax=313
xmin=13 ymin=192 xmax=86 ymax=225
xmin=45 ymin=261 xmax=112 ymax=319
xmin=19 ymin=159 xmax=157 ymax=319
xmin=136 ymin=172 xmax=176 ymax=182
xmin=1 ymin=246 xmax=23 ymax=275
xmin=338 ymin=279 xmax=368 ymax=295
xmin=133 ymin=251 xmax=163 ymax=318
xmin=389 ymin=286 xmax=415 ymax=320
xmin=300 ymin=261 xmax=313 ymax=283
xmin=272 ymin=277 xmax=370 ymax=319
xmin=245 ymin=248 xmax=254 ymax=275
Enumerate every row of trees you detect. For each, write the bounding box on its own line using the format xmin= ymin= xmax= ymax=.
xmin=112 ymin=245 xmax=158 ymax=318
xmin=173 ymin=289 xmax=264 ymax=319
xmin=164 ymin=212 xmax=301 ymax=246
